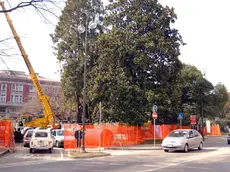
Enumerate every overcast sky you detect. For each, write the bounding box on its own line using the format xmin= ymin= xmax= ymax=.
xmin=1 ymin=0 xmax=230 ymax=91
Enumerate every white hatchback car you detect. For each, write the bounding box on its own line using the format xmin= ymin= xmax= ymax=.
xmin=51 ymin=129 xmax=64 ymax=148
xmin=29 ymin=128 xmax=54 ymax=153
xmin=161 ymin=129 xmax=203 ymax=152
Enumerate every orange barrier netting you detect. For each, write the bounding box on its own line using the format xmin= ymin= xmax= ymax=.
xmin=63 ymin=123 xmax=221 ymax=150
xmin=203 ymin=124 xmax=221 ymax=136
xmin=0 ymin=120 xmax=15 ymax=150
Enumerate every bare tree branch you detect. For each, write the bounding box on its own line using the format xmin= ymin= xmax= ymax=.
xmin=0 ymin=36 xmax=21 ymax=70
xmin=0 ymin=0 xmax=64 ymax=68
xmin=0 ymin=0 xmax=64 ymax=24
xmin=0 ymin=0 xmax=62 ymax=13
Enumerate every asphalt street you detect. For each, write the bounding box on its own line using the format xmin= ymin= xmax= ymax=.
xmin=0 ymin=136 xmax=229 ymax=172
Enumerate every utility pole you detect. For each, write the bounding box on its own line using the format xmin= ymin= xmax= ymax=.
xmin=201 ymin=93 xmax=204 ymax=141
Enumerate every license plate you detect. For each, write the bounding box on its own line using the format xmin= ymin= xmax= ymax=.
xmin=167 ymin=144 xmax=173 ymax=147
xmin=39 ymin=141 xmax=44 ymax=146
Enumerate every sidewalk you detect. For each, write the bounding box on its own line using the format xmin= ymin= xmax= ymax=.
xmin=203 ymin=135 xmax=227 ymax=144
xmin=106 ymin=144 xmax=162 ymax=150
xmin=0 ymin=149 xmax=9 ymax=157
xmin=67 ymin=150 xmax=110 ymax=159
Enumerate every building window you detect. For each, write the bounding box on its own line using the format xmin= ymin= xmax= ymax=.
xmin=29 ymin=96 xmax=36 ymax=101
xmin=0 ymin=107 xmax=5 ymax=112
xmin=29 ymin=85 xmax=36 ymax=92
xmin=11 ymin=95 xmax=23 ymax=103
xmin=44 ymin=87 xmax=49 ymax=93
xmin=12 ymin=84 xmax=23 ymax=92
xmin=0 ymin=83 xmax=7 ymax=91
xmin=8 ymin=108 xmax=17 ymax=113
xmin=0 ymin=94 xmax=6 ymax=103
xmin=53 ymin=87 xmax=58 ymax=95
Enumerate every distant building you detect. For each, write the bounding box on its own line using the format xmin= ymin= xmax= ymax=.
xmin=0 ymin=70 xmax=62 ymax=119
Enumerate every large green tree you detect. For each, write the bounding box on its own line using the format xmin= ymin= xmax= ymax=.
xmin=224 ymin=93 xmax=230 ymax=119
xmin=177 ymin=65 xmax=213 ymax=118
xmin=88 ymin=0 xmax=184 ymax=124
xmin=210 ymin=83 xmax=228 ymax=118
xmin=176 ymin=64 xmax=228 ymax=122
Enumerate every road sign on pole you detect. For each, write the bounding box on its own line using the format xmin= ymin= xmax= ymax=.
xmin=177 ymin=113 xmax=184 ymax=129
xmin=152 ymin=111 xmax=158 ymax=147
xmin=152 ymin=112 xmax=158 ymax=120
xmin=177 ymin=113 xmax=184 ymax=120
xmin=190 ymin=115 xmax=196 ymax=124
xmin=152 ymin=105 xmax=158 ymax=112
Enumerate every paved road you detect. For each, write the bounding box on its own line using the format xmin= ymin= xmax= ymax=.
xmin=0 ymin=136 xmax=229 ymax=172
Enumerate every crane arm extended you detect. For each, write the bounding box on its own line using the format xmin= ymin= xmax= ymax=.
xmin=0 ymin=1 xmax=54 ymax=127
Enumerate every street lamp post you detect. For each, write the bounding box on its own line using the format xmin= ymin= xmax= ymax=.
xmin=200 ymin=69 xmax=206 ymax=141
xmin=77 ymin=10 xmax=102 ymax=152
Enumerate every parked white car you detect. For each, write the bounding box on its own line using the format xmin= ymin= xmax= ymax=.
xmin=51 ymin=129 xmax=64 ymax=148
xmin=29 ymin=128 xmax=54 ymax=153
xmin=23 ymin=129 xmax=34 ymax=147
xmin=161 ymin=129 xmax=203 ymax=152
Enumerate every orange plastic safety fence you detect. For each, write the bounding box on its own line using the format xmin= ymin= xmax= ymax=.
xmin=63 ymin=123 xmax=221 ymax=149
xmin=111 ymin=125 xmax=142 ymax=147
xmin=0 ymin=121 xmax=11 ymax=148
xmin=63 ymin=124 xmax=114 ymax=150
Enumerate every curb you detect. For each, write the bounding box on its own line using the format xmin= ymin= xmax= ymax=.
xmin=67 ymin=152 xmax=111 ymax=159
xmin=106 ymin=147 xmax=163 ymax=150
xmin=0 ymin=149 xmax=9 ymax=158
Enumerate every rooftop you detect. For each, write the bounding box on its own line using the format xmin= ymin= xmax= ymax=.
xmin=0 ymin=70 xmax=60 ymax=83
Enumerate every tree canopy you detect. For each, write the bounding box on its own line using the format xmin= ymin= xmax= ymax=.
xmin=51 ymin=0 xmax=228 ymax=125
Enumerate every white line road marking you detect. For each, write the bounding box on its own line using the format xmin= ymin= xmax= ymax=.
xmin=58 ymin=149 xmax=64 ymax=160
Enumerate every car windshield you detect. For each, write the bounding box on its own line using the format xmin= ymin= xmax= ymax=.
xmin=57 ymin=130 xmax=64 ymax=136
xmin=26 ymin=130 xmax=33 ymax=137
xmin=35 ymin=132 xmax=48 ymax=137
xmin=168 ymin=131 xmax=188 ymax=137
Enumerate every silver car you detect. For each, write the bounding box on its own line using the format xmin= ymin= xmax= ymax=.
xmin=51 ymin=129 xmax=64 ymax=148
xmin=161 ymin=129 xmax=203 ymax=152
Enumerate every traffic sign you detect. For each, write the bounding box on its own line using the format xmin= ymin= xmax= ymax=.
xmin=190 ymin=115 xmax=196 ymax=124
xmin=177 ymin=113 xmax=184 ymax=120
xmin=152 ymin=105 xmax=158 ymax=112
xmin=152 ymin=111 xmax=158 ymax=120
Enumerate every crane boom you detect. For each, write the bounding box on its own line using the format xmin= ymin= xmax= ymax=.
xmin=0 ymin=1 xmax=55 ymax=127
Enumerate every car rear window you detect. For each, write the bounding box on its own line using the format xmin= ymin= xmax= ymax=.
xmin=35 ymin=132 xmax=48 ymax=137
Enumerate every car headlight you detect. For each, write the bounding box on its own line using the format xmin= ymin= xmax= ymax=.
xmin=161 ymin=140 xmax=166 ymax=145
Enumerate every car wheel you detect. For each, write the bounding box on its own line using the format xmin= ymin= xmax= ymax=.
xmin=29 ymin=148 xmax=33 ymax=153
xmin=184 ymin=144 xmax=189 ymax=152
xmin=48 ymin=148 xmax=52 ymax=153
xmin=227 ymin=140 xmax=230 ymax=145
xmin=198 ymin=142 xmax=203 ymax=150
xmin=56 ymin=141 xmax=60 ymax=148
xmin=164 ymin=150 xmax=169 ymax=152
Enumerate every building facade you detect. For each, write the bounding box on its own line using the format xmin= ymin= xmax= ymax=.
xmin=0 ymin=70 xmax=62 ymax=119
